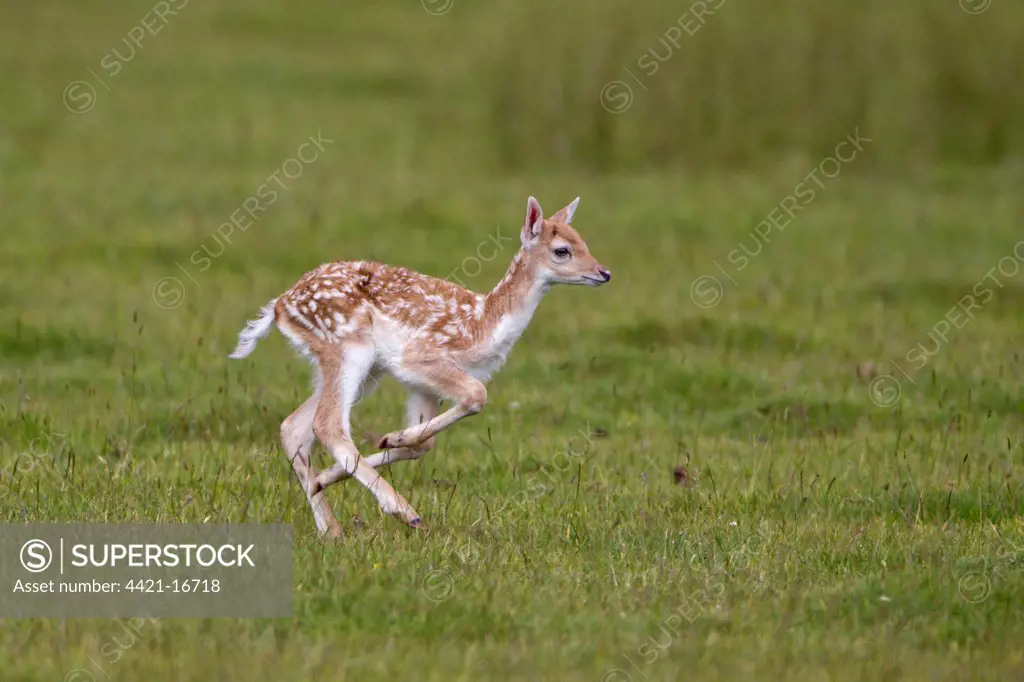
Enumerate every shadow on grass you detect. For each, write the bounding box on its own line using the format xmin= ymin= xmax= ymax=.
xmin=860 ymin=279 xmax=1024 ymax=314
xmin=721 ymin=397 xmax=867 ymax=439
xmin=0 ymin=325 xmax=116 ymax=364
xmin=879 ymin=486 xmax=1024 ymax=524
xmin=614 ymin=316 xmax=817 ymax=355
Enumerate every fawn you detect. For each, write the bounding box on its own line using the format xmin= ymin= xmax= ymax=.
xmin=228 ymin=196 xmax=611 ymax=536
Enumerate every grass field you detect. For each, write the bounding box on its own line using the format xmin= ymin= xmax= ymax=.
xmin=2 ymin=1 xmax=1024 ymax=680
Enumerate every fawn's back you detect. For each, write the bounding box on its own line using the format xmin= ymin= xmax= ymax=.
xmin=273 ymin=259 xmax=522 ymax=382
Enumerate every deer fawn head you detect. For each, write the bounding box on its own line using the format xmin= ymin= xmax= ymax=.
xmin=519 ymin=196 xmax=611 ymax=287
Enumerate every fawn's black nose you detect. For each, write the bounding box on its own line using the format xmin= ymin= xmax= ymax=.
xmin=598 ymin=268 xmax=612 ymax=282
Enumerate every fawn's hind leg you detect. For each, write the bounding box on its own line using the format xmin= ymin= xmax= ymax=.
xmin=313 ymin=344 xmax=422 ymax=527
xmin=281 ymin=391 xmax=343 ymax=538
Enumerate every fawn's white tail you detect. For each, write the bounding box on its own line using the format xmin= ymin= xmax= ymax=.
xmin=229 ymin=299 xmax=278 ymax=359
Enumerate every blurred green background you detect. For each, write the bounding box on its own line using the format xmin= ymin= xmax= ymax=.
xmin=5 ymin=0 xmax=1023 ymax=178
xmin=493 ymin=0 xmax=1024 ymax=172
xmin=2 ymin=1 xmax=1024 ymax=681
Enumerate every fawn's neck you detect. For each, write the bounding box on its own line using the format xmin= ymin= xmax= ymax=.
xmin=480 ymin=248 xmax=549 ymax=351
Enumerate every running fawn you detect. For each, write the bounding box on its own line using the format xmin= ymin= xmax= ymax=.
xmin=228 ymin=196 xmax=611 ymax=535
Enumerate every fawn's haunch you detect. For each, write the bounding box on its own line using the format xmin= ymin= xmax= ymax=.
xmin=228 ymin=195 xmax=610 ymax=535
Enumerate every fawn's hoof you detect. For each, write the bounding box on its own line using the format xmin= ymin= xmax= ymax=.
xmin=378 ymin=431 xmax=407 ymax=450
xmin=385 ymin=500 xmax=424 ymax=530
xmin=317 ymin=522 xmax=344 ymax=540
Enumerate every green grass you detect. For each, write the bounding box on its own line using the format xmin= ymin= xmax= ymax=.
xmin=2 ymin=1 xmax=1024 ymax=680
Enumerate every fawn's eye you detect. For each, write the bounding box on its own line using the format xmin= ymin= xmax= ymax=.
xmin=553 ymin=247 xmax=571 ymax=259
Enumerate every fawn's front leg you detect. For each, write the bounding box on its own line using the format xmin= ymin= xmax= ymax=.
xmin=314 ymin=391 xmax=440 ymax=492
xmin=378 ymin=362 xmax=486 ymax=450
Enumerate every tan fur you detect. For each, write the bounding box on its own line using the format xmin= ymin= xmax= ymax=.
xmin=230 ymin=196 xmax=610 ymax=535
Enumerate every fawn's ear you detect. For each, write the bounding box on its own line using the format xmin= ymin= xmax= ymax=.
xmin=521 ymin=196 xmax=544 ymax=246
xmin=550 ymin=196 xmax=580 ymax=225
